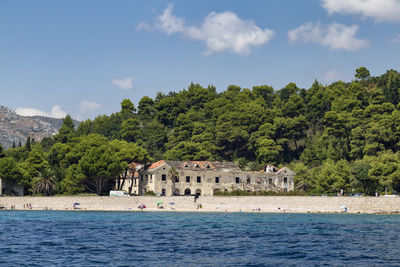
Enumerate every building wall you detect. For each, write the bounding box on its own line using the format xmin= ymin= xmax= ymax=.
xmin=1 ymin=196 xmax=400 ymax=214
xmin=138 ymin=165 xmax=294 ymax=196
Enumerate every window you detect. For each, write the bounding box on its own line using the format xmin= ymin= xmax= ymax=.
xmin=150 ymin=174 xmax=153 ymax=183
xmin=175 ymin=176 xmax=179 ymax=183
xmin=161 ymin=189 xmax=166 ymax=196
xmin=184 ymin=163 xmax=190 ymax=168
xmin=268 ymin=178 xmax=273 ymax=184
xmin=205 ymin=163 xmax=211 ymax=169
xmin=194 ymin=163 xmax=200 ymax=168
xmin=247 ymin=178 xmax=251 ymax=184
xmin=162 ymin=174 xmax=166 ymax=181
xmin=235 ymin=177 xmax=240 ymax=184
xmin=284 ymin=177 xmax=288 ymax=183
xmin=197 ymin=176 xmax=201 ymax=183
xmin=140 ymin=174 xmax=143 ymax=181
xmin=186 ymin=176 xmax=190 ymax=183
xmin=215 ymin=177 xmax=219 ymax=183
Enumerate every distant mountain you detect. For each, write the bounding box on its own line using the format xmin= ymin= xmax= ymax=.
xmin=0 ymin=106 xmax=78 ymax=149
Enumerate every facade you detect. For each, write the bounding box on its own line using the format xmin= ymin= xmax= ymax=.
xmin=133 ymin=160 xmax=295 ymax=196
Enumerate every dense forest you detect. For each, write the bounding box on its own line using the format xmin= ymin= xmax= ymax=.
xmin=1 ymin=67 xmax=400 ymax=196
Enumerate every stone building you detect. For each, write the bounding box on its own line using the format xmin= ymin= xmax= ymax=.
xmin=0 ymin=177 xmax=24 ymax=196
xmin=131 ymin=160 xmax=295 ymax=196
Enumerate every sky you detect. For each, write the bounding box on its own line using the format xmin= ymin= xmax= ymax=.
xmin=0 ymin=0 xmax=399 ymax=120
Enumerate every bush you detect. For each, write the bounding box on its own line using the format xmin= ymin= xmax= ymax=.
xmin=214 ymin=190 xmax=306 ymax=196
xmin=145 ymin=190 xmax=156 ymax=196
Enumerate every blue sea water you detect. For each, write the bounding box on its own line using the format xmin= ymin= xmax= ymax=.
xmin=0 ymin=211 xmax=399 ymax=266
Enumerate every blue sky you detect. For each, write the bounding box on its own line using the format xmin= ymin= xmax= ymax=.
xmin=0 ymin=0 xmax=399 ymax=120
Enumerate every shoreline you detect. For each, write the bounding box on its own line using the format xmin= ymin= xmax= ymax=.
xmin=2 ymin=196 xmax=400 ymax=214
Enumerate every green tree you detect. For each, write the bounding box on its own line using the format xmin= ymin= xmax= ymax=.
xmin=351 ymin=161 xmax=377 ymax=195
xmin=25 ymin=136 xmax=31 ymax=151
xmin=0 ymin=157 xmax=24 ymax=194
xmin=79 ymin=144 xmax=126 ymax=195
xmin=355 ymin=67 xmax=370 ymax=80
xmin=32 ymin=168 xmax=57 ymax=196
xmin=0 ymin=143 xmax=5 ymax=158
xmin=120 ymin=99 xmax=136 ymax=118
xmin=55 ymin=115 xmax=75 ymax=143
xmin=121 ymin=118 xmax=141 ymax=143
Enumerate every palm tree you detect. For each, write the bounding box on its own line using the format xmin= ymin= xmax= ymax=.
xmin=33 ymin=169 xmax=57 ymax=196
xmin=168 ymin=167 xmax=179 ymax=196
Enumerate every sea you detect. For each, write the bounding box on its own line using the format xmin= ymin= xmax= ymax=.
xmin=0 ymin=211 xmax=399 ymax=266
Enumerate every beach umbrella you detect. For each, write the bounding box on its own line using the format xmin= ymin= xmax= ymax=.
xmin=169 ymin=202 xmax=175 ymax=205
xmin=156 ymin=201 xmax=163 ymax=205
xmin=73 ymin=203 xmax=80 ymax=205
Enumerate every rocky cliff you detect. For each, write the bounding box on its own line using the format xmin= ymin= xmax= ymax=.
xmin=0 ymin=106 xmax=60 ymax=149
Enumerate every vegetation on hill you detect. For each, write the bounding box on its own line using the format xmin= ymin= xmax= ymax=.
xmin=1 ymin=67 xmax=400 ymax=196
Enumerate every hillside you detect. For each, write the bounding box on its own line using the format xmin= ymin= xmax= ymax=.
xmin=0 ymin=106 xmax=60 ymax=148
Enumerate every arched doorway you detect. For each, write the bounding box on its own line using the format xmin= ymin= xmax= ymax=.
xmin=195 ymin=189 xmax=201 ymax=197
xmin=173 ymin=189 xmax=180 ymax=196
xmin=184 ymin=188 xmax=191 ymax=195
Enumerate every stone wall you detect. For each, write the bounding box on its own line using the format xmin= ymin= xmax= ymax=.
xmin=141 ymin=165 xmax=294 ymax=197
xmin=1 ymin=196 xmax=400 ymax=213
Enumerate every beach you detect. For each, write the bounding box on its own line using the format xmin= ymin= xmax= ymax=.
xmin=1 ymin=195 xmax=400 ymax=214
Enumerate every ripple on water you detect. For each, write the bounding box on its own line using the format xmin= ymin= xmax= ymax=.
xmin=0 ymin=211 xmax=399 ymax=266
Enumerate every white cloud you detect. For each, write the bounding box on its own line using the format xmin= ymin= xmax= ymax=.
xmin=136 ymin=22 xmax=152 ymax=31
xmin=112 ymin=77 xmax=133 ymax=90
xmin=186 ymin=11 xmax=275 ymax=55
xmin=288 ymin=22 xmax=369 ymax=51
xmin=155 ymin=4 xmax=185 ymax=35
xmin=138 ymin=4 xmax=274 ymax=55
xmin=16 ymin=105 xmax=67 ymax=118
xmin=80 ymin=101 xmax=101 ymax=113
xmin=323 ymin=70 xmax=342 ymax=82
xmin=391 ymin=33 xmax=400 ymax=43
xmin=321 ymin=0 xmax=400 ymax=22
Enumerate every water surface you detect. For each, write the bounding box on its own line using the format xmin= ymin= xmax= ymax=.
xmin=0 ymin=211 xmax=399 ymax=266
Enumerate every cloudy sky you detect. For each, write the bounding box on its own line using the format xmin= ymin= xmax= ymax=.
xmin=0 ymin=0 xmax=399 ymax=120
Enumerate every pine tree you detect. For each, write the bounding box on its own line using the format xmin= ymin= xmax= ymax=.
xmin=25 ymin=136 xmax=31 ymax=151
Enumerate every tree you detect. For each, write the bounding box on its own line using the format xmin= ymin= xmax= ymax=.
xmin=0 ymin=157 xmax=23 ymax=194
xmin=355 ymin=67 xmax=370 ymax=80
xmin=383 ymin=71 xmax=400 ymax=105
xmin=55 ymin=115 xmax=75 ymax=143
xmin=138 ymin=96 xmax=155 ymax=118
xmin=110 ymin=140 xmax=152 ymax=191
xmin=255 ymin=139 xmax=282 ymax=164
xmin=25 ymin=136 xmax=31 ymax=151
xmin=32 ymin=168 xmax=57 ymax=196
xmin=79 ymin=144 xmax=126 ymax=195
xmin=168 ymin=167 xmax=179 ymax=196
xmin=120 ymin=118 xmax=141 ymax=143
xmin=120 ymin=99 xmax=136 ymax=119
xmin=0 ymin=144 xmax=5 ymax=158
xmin=351 ymin=161 xmax=376 ymax=195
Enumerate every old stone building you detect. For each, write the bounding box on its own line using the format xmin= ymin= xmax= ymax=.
xmin=127 ymin=160 xmax=295 ymax=196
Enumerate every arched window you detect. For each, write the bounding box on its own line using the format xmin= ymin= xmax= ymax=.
xmin=195 ymin=189 xmax=201 ymax=197
xmin=173 ymin=189 xmax=180 ymax=196
xmin=184 ymin=188 xmax=191 ymax=195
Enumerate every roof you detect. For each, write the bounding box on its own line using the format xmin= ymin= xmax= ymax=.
xmin=264 ymin=164 xmax=280 ymax=173
xmin=147 ymin=160 xmax=166 ymax=170
xmin=145 ymin=160 xmax=241 ymax=172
